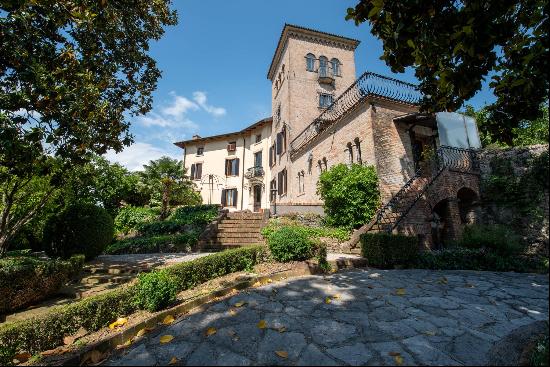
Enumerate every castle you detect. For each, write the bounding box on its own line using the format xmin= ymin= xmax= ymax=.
xmin=175 ymin=24 xmax=481 ymax=249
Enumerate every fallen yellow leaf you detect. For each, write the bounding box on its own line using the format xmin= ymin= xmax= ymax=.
xmin=229 ymin=308 xmax=237 ymax=316
xmin=116 ymin=339 xmax=132 ymax=349
xmin=325 ymin=297 xmax=332 ymax=304
xmin=278 ymin=326 xmax=287 ymax=333
xmin=332 ymin=294 xmax=341 ymax=299
xmin=252 ymin=281 xmax=261 ymax=287
xmin=234 ymin=301 xmax=246 ymax=307
xmin=205 ymin=327 xmax=217 ymax=336
xmin=395 ymin=288 xmax=406 ymax=296
xmin=162 ymin=315 xmax=175 ymax=325
xmin=394 ymin=355 xmax=404 ymax=365
xmin=275 ymin=350 xmax=289 ymax=359
xmin=159 ymin=335 xmax=174 ymax=344
xmin=266 ymin=278 xmax=273 ymax=283
xmin=257 ymin=320 xmax=267 ymax=329
xmin=109 ymin=317 xmax=128 ymax=330
xmin=168 ymin=357 xmax=178 ymax=365
xmin=136 ymin=329 xmax=148 ymax=337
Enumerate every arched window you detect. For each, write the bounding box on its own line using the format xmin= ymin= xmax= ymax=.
xmin=354 ymin=137 xmax=362 ymax=164
xmin=319 ymin=56 xmax=328 ymax=77
xmin=331 ymin=58 xmax=340 ymax=76
xmin=346 ymin=142 xmax=354 ymax=165
xmin=306 ymin=53 xmax=315 ymax=71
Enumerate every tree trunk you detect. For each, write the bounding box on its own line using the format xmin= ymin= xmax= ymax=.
xmin=160 ymin=179 xmax=173 ymax=220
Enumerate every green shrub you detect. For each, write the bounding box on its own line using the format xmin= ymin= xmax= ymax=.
xmin=261 ymin=218 xmax=351 ymax=242
xmin=530 ymin=335 xmax=549 ymax=367
xmin=169 ymin=204 xmax=219 ymax=225
xmin=133 ymin=270 xmax=178 ymax=312
xmin=459 ymin=224 xmax=522 ymax=256
xmin=0 ymin=245 xmax=266 ymax=365
xmin=0 ymin=254 xmax=84 ymax=314
xmin=360 ymin=233 xmax=419 ymax=268
xmin=114 ymin=206 xmax=158 ymax=235
xmin=265 ymin=226 xmax=314 ymax=262
xmin=104 ymin=232 xmax=198 ymax=254
xmin=317 ymin=164 xmax=380 ymax=229
xmin=43 ymin=203 xmax=114 ymax=260
xmin=137 ymin=219 xmax=185 ymax=236
xmin=414 ymin=247 xmax=548 ymax=273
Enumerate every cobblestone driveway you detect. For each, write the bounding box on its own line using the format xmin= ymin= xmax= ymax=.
xmin=105 ymin=269 xmax=548 ymax=366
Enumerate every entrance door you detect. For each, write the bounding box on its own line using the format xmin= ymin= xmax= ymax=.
xmin=253 ymin=185 xmax=262 ymax=212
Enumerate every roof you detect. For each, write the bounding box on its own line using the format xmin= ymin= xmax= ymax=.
xmin=173 ymin=117 xmax=272 ymax=149
xmin=267 ymin=24 xmax=361 ymax=80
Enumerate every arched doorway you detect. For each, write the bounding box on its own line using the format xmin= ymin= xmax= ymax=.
xmin=431 ymin=199 xmax=453 ymax=249
xmin=457 ymin=187 xmax=479 ymax=225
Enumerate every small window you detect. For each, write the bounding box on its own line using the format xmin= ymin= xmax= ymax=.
xmin=225 ymin=158 xmax=239 ymax=176
xmin=331 ymin=58 xmax=340 ymax=76
xmin=196 ymin=146 xmax=204 ymax=156
xmin=275 ymin=104 xmax=281 ymax=124
xmin=221 ymin=188 xmax=238 ymax=207
xmin=297 ymin=171 xmax=305 ymax=194
xmin=269 ymin=144 xmax=276 ymax=167
xmin=347 ymin=142 xmax=354 ymax=165
xmin=276 ymin=126 xmax=287 ymax=155
xmin=322 ymin=157 xmax=328 ymax=171
xmin=255 ymin=134 xmax=262 ymax=144
xmin=190 ymin=163 xmax=202 ymax=180
xmin=319 ymin=94 xmax=333 ymax=108
xmin=354 ymin=137 xmax=362 ymax=164
xmin=270 ymin=179 xmax=277 ymax=202
xmin=227 ymin=141 xmax=236 ymax=152
xmin=306 ymin=53 xmax=315 ymax=71
xmin=277 ymin=168 xmax=287 ymax=196
xmin=319 ymin=56 xmax=328 ymax=77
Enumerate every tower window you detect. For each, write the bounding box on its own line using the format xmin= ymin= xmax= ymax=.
xmin=319 ymin=56 xmax=328 ymax=77
xmin=354 ymin=137 xmax=363 ymax=164
xmin=346 ymin=142 xmax=354 ymax=165
xmin=319 ymin=93 xmax=333 ymax=108
xmin=306 ymin=53 xmax=315 ymax=71
xmin=331 ymin=58 xmax=341 ymax=76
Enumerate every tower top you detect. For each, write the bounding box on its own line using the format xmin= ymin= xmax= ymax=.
xmin=267 ymin=24 xmax=360 ymax=80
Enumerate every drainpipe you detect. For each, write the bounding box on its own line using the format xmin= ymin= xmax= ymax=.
xmin=182 ymin=146 xmax=186 ymax=175
xmin=240 ymin=136 xmax=246 ymax=210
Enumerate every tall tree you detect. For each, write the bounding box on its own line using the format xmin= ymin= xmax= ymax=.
xmin=346 ymin=0 xmax=548 ymax=145
xmin=0 ymin=0 xmax=177 ymax=255
xmin=139 ymin=156 xmax=201 ymax=220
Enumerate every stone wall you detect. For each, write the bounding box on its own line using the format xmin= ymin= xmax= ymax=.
xmin=478 ymin=144 xmax=549 ymax=256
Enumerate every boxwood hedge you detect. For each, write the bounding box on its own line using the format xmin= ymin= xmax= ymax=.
xmin=104 ymin=232 xmax=199 ymax=255
xmin=0 ymin=246 xmax=267 ymax=365
xmin=360 ymin=232 xmax=419 ymax=268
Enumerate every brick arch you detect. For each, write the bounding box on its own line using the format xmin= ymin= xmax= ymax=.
xmin=425 ymin=171 xmax=480 ymax=210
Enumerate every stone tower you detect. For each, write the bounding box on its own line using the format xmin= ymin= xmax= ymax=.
xmin=266 ymin=24 xmax=360 ymax=208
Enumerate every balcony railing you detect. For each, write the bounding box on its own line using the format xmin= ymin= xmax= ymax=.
xmin=318 ymin=66 xmax=335 ymax=84
xmin=290 ymin=71 xmax=422 ymax=158
xmin=245 ymin=166 xmax=264 ymax=179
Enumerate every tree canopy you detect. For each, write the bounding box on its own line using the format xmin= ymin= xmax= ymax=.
xmin=346 ymin=0 xmax=548 ymax=145
xmin=0 ymin=0 xmax=177 ymax=254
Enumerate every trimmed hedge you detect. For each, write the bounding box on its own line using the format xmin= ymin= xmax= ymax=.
xmin=459 ymin=224 xmax=522 ymax=256
xmin=360 ymin=233 xmax=419 ymax=268
xmin=0 ymin=255 xmax=84 ymax=314
xmin=414 ymin=247 xmax=549 ymax=273
xmin=0 ymin=246 xmax=267 ymax=364
xmin=43 ymin=203 xmax=114 ymax=260
xmin=104 ymin=232 xmax=199 ymax=254
xmin=133 ymin=270 xmax=178 ymax=312
xmin=265 ymin=226 xmax=314 ymax=262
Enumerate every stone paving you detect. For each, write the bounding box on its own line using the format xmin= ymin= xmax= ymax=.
xmin=104 ymin=269 xmax=549 ymax=366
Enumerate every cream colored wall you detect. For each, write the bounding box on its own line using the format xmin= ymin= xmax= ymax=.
xmin=183 ymin=126 xmax=272 ymax=211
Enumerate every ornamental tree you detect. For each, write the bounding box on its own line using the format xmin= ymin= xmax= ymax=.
xmin=0 ymin=0 xmax=177 ymax=255
xmin=346 ymin=0 xmax=548 ymax=145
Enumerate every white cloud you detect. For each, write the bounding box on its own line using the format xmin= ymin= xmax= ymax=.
xmin=104 ymin=142 xmax=181 ymax=171
xmin=136 ymin=112 xmax=199 ymax=130
xmin=162 ymin=94 xmax=198 ymax=118
xmin=193 ymin=91 xmax=227 ymax=117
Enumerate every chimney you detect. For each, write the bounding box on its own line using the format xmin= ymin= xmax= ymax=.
xmin=192 ymin=134 xmax=201 ymax=140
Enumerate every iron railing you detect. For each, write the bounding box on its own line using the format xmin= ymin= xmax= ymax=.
xmin=369 ymin=146 xmax=479 ymax=233
xmin=245 ymin=166 xmax=264 ymax=179
xmin=290 ymin=71 xmax=422 ymax=158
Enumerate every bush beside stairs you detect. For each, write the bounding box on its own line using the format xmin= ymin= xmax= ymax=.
xmin=197 ymin=211 xmax=267 ymax=251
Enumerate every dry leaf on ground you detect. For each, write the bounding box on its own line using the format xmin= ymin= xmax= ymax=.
xmin=395 ymin=288 xmax=406 ymax=296
xmin=325 ymin=297 xmax=332 ymax=304
xmin=257 ymin=320 xmax=267 ymax=329
xmin=234 ymin=301 xmax=246 ymax=307
xmin=162 ymin=315 xmax=175 ymax=325
xmin=168 ymin=357 xmax=178 ymax=365
xmin=205 ymin=327 xmax=217 ymax=336
xmin=108 ymin=317 xmax=128 ymax=330
xmin=394 ymin=355 xmax=404 ymax=365
xmin=159 ymin=335 xmax=174 ymax=344
xmin=275 ymin=350 xmax=289 ymax=359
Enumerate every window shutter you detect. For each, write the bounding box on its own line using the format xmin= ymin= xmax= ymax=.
xmin=276 ymin=133 xmax=282 ymax=154
xmin=221 ymin=189 xmax=226 ymax=206
xmin=190 ymin=164 xmax=195 ymax=179
xmin=235 ymin=158 xmax=240 ymax=175
xmin=277 ymin=172 xmax=282 ymax=195
xmin=234 ymin=189 xmax=238 ymax=207
xmin=269 ymin=146 xmax=273 ymax=166
xmin=225 ymin=160 xmax=230 ymax=176
xmin=196 ymin=163 xmax=202 ymax=179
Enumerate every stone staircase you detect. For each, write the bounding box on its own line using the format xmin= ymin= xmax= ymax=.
xmin=198 ymin=211 xmax=267 ymax=251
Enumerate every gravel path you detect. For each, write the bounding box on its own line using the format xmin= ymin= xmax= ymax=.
xmin=96 ymin=253 xmax=214 ymax=267
xmin=104 ymin=269 xmax=548 ymax=366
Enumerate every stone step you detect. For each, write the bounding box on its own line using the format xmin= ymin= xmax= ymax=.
xmin=213 ymin=237 xmax=263 ymax=244
xmin=83 ymin=266 xmax=143 ymax=275
xmin=216 ymin=232 xmax=262 ymax=238
xmin=80 ymin=275 xmax=135 ymax=285
xmin=217 ymin=224 xmax=264 ymax=230
xmin=220 ymin=219 xmax=265 ymax=225
xmin=217 ymin=227 xmax=263 ymax=233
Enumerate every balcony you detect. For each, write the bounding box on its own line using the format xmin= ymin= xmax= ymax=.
xmin=245 ymin=166 xmax=264 ymax=179
xmin=318 ymin=66 xmax=334 ymax=85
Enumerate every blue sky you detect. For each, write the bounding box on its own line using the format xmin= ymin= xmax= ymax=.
xmin=106 ymin=0 xmax=496 ymax=170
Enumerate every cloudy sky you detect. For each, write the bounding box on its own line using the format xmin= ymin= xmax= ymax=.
xmin=105 ymin=0 xmax=496 ymax=171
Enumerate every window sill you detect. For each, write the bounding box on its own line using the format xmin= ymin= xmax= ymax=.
xmin=297 ymin=192 xmax=305 ymax=197
xmin=226 ymin=175 xmax=239 ymax=178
